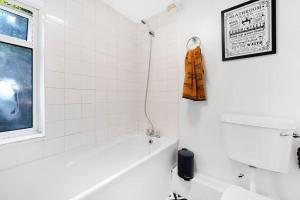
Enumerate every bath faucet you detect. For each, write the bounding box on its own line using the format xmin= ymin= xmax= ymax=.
xmin=146 ymin=128 xmax=160 ymax=138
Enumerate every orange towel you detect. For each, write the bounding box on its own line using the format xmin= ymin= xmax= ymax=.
xmin=183 ymin=47 xmax=206 ymax=101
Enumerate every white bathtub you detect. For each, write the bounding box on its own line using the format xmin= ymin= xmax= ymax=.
xmin=0 ymin=134 xmax=178 ymax=200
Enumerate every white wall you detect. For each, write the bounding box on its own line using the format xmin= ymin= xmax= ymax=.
xmin=138 ymin=0 xmax=300 ymax=199
xmin=0 ymin=0 xmax=139 ymax=171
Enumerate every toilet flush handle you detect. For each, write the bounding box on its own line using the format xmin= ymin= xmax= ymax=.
xmin=280 ymin=130 xmax=300 ymax=138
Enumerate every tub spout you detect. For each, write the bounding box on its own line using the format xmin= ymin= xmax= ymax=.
xmin=146 ymin=129 xmax=160 ymax=138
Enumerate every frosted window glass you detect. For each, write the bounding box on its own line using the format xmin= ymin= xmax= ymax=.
xmin=0 ymin=42 xmax=33 ymax=132
xmin=0 ymin=8 xmax=28 ymax=40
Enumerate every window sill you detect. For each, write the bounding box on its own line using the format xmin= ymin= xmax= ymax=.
xmin=0 ymin=132 xmax=45 ymax=145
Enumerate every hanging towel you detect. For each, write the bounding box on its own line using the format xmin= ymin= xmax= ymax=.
xmin=183 ymin=47 xmax=206 ymax=101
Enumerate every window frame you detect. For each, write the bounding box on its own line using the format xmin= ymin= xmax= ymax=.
xmin=0 ymin=0 xmax=44 ymax=145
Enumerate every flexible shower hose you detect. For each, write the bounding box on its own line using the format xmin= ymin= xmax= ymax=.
xmin=144 ymin=35 xmax=154 ymax=131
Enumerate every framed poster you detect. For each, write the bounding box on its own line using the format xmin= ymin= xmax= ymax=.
xmin=221 ymin=0 xmax=276 ymax=61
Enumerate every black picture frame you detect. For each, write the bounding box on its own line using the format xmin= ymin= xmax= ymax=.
xmin=221 ymin=0 xmax=276 ymax=61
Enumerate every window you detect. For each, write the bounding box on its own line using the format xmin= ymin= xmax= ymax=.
xmin=0 ymin=0 xmax=43 ymax=144
xmin=0 ymin=8 xmax=29 ymax=40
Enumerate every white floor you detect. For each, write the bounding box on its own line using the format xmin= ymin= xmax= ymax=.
xmin=167 ymin=193 xmax=188 ymax=200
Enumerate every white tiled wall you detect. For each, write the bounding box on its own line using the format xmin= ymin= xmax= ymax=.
xmin=0 ymin=0 xmax=139 ymax=171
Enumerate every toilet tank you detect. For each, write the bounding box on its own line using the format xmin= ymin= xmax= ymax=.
xmin=221 ymin=113 xmax=295 ymax=173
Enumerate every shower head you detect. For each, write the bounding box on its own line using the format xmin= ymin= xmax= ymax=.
xmin=141 ymin=19 xmax=155 ymax=37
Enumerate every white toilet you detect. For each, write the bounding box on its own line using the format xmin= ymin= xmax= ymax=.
xmin=221 ymin=113 xmax=296 ymax=200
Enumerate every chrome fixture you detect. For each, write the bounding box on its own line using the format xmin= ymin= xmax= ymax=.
xmin=146 ymin=128 xmax=160 ymax=138
xmin=238 ymin=173 xmax=245 ymax=178
xmin=141 ymin=19 xmax=159 ymax=137
xmin=280 ymin=130 xmax=300 ymax=138
xmin=141 ymin=20 xmax=155 ymax=37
